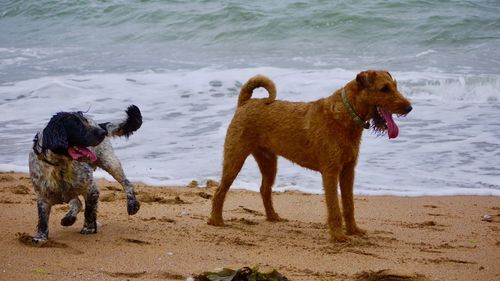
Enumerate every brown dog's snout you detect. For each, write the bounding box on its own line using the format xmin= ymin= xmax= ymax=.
xmin=404 ymin=105 xmax=413 ymax=114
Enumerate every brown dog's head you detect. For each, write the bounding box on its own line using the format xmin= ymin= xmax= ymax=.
xmin=354 ymin=70 xmax=412 ymax=139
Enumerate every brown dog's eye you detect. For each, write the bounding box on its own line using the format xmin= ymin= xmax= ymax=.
xmin=380 ymin=85 xmax=390 ymax=93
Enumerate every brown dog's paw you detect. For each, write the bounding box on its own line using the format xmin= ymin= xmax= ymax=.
xmin=330 ymin=230 xmax=350 ymax=243
xmin=207 ymin=217 xmax=225 ymax=226
xmin=266 ymin=214 xmax=287 ymax=222
xmin=346 ymin=226 xmax=367 ymax=236
xmin=331 ymin=234 xmax=350 ymax=243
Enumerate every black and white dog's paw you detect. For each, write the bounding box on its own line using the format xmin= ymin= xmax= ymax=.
xmin=61 ymin=215 xmax=77 ymax=226
xmin=80 ymin=225 xmax=97 ymax=235
xmin=31 ymin=235 xmax=48 ymax=246
xmin=127 ymin=196 xmax=140 ymax=215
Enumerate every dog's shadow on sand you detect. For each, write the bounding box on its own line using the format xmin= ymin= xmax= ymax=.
xmin=17 ymin=232 xmax=67 ymax=248
xmin=16 ymin=232 xmax=83 ymax=254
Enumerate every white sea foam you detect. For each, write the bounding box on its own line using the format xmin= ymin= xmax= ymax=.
xmin=1 ymin=68 xmax=499 ymax=196
xmin=415 ymin=49 xmax=437 ymax=58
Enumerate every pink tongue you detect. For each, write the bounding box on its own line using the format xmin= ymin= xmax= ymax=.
xmin=379 ymin=108 xmax=399 ymax=139
xmin=67 ymin=146 xmax=97 ymax=162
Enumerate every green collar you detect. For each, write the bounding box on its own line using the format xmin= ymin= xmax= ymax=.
xmin=341 ymin=88 xmax=370 ymax=129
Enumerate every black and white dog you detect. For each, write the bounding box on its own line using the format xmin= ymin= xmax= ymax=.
xmin=29 ymin=105 xmax=142 ymax=245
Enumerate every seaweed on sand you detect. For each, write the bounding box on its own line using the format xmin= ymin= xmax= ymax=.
xmin=191 ymin=266 xmax=289 ymax=281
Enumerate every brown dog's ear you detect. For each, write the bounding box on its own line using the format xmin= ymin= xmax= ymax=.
xmin=356 ymin=71 xmax=376 ymax=89
xmin=385 ymin=71 xmax=392 ymax=79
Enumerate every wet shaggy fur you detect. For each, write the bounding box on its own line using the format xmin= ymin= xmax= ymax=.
xmin=208 ymin=71 xmax=412 ymax=242
xmin=29 ymin=105 xmax=142 ymax=245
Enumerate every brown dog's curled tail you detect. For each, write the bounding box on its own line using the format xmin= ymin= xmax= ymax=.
xmin=237 ymin=75 xmax=276 ymax=107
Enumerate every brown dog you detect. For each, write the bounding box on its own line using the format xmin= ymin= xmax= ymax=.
xmin=208 ymin=70 xmax=412 ymax=242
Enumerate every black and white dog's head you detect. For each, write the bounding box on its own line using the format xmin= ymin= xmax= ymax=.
xmin=39 ymin=111 xmax=107 ymax=162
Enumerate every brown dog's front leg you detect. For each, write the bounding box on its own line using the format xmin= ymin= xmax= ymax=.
xmin=340 ymin=162 xmax=366 ymax=236
xmin=322 ymin=171 xmax=348 ymax=242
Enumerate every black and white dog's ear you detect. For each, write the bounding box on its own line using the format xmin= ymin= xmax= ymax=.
xmin=42 ymin=115 xmax=68 ymax=153
xmin=98 ymin=122 xmax=109 ymax=134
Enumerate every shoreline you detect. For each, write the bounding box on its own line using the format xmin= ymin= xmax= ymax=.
xmin=1 ymin=172 xmax=499 ymax=280
xmin=2 ymin=166 xmax=498 ymax=197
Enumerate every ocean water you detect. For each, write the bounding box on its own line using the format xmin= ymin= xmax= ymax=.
xmin=1 ymin=0 xmax=499 ymax=196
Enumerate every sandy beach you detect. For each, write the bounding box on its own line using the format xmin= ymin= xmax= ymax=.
xmin=0 ymin=171 xmax=499 ymax=280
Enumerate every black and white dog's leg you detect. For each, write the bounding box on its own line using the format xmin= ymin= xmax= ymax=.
xmin=80 ymin=183 xmax=99 ymax=235
xmin=61 ymin=197 xmax=82 ymax=226
xmin=122 ymin=177 xmax=140 ymax=215
xmin=33 ymin=197 xmax=51 ymax=245
xmin=99 ymin=154 xmax=140 ymax=215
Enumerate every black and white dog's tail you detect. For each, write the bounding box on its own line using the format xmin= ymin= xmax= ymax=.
xmin=99 ymin=105 xmax=142 ymax=138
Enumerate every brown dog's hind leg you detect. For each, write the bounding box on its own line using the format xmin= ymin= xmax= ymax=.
xmin=340 ymin=162 xmax=366 ymax=236
xmin=252 ymin=148 xmax=284 ymax=222
xmin=208 ymin=140 xmax=252 ymax=226
xmin=322 ymin=171 xmax=349 ymax=242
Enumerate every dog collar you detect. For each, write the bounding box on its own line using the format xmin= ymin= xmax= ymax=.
xmin=32 ymin=134 xmax=57 ymax=166
xmin=341 ymin=88 xmax=370 ymax=129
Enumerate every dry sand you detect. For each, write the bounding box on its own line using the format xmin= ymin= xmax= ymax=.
xmin=0 ymin=172 xmax=499 ymax=280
